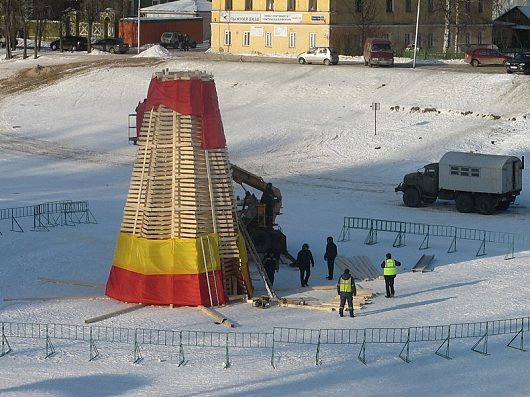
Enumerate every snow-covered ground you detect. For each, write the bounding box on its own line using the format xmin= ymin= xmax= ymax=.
xmin=0 ymin=49 xmax=529 ymax=396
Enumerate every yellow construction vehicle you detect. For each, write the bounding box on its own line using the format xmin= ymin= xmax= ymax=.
xmin=231 ymin=164 xmax=295 ymax=263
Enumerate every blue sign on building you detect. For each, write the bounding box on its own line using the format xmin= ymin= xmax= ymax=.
xmin=311 ymin=16 xmax=324 ymax=21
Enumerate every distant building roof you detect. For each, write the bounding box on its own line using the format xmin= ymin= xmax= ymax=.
xmin=519 ymin=5 xmax=530 ymax=19
xmin=141 ymin=0 xmax=212 ymax=14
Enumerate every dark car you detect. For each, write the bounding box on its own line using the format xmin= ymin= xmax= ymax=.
xmin=91 ymin=38 xmax=129 ymax=54
xmin=50 ymin=36 xmax=88 ymax=51
xmin=506 ymin=53 xmax=530 ymax=75
xmin=464 ymin=48 xmax=511 ymax=67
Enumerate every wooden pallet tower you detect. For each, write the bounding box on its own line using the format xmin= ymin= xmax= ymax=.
xmin=106 ymin=70 xmax=250 ymax=307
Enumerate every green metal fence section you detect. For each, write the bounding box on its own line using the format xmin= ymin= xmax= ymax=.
xmin=1 ymin=316 xmax=528 ymax=366
xmin=0 ymin=200 xmax=97 ymax=233
xmin=337 ymin=216 xmax=529 ymax=258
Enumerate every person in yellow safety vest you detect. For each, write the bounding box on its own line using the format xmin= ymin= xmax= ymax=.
xmin=380 ymin=253 xmax=401 ymax=298
xmin=336 ymin=269 xmax=357 ymax=317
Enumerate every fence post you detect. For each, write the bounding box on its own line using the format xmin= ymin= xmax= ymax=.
xmin=45 ymin=325 xmax=55 ymax=359
xmin=178 ymin=331 xmax=186 ymax=367
xmin=89 ymin=327 xmax=99 ymax=361
xmin=399 ymin=329 xmax=411 ymax=363
xmin=315 ymin=330 xmax=322 ymax=366
xmin=435 ymin=325 xmax=451 ymax=360
xmin=507 ymin=326 xmax=525 ymax=352
xmin=271 ymin=329 xmax=276 ymax=369
xmin=358 ymin=330 xmax=367 ymax=365
xmin=476 ymin=239 xmax=486 ymax=257
xmin=223 ymin=333 xmax=231 ymax=368
xmin=133 ymin=329 xmax=143 ymax=363
xmin=0 ymin=324 xmax=11 ymax=357
xmin=471 ymin=323 xmax=489 ymax=355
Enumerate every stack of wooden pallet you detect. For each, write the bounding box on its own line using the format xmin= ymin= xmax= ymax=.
xmin=121 ymin=70 xmax=243 ymax=296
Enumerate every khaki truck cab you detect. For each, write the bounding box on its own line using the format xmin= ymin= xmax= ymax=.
xmin=364 ymin=38 xmax=394 ymax=67
xmin=395 ymin=152 xmax=524 ymax=214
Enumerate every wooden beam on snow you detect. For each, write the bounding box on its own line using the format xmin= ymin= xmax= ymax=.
xmin=84 ymin=303 xmax=146 ymax=324
xmin=38 ymin=277 xmax=105 ymax=288
xmin=198 ymin=305 xmax=235 ymax=328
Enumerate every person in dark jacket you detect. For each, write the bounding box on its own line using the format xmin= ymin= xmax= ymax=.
xmin=260 ymin=183 xmax=276 ymax=228
xmin=324 ymin=236 xmax=337 ymax=280
xmin=296 ymin=243 xmax=314 ymax=287
xmin=380 ymin=253 xmax=401 ymax=298
xmin=337 ymin=269 xmax=356 ymax=317
xmin=262 ymin=251 xmax=279 ymax=287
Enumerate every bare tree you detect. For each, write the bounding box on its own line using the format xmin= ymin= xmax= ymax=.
xmin=82 ymin=0 xmax=104 ymax=53
xmin=1 ymin=0 xmax=19 ymax=60
xmin=353 ymin=0 xmax=378 ymax=51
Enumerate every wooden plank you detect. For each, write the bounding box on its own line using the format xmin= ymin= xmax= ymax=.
xmin=4 ymin=295 xmax=107 ymax=302
xmin=412 ymin=254 xmax=435 ymax=272
xmin=197 ymin=305 xmax=235 ymax=328
xmin=84 ymin=303 xmax=146 ymax=324
xmin=38 ymin=277 xmax=105 ymax=288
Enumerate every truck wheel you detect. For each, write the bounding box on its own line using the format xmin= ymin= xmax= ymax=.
xmin=475 ymin=195 xmax=496 ymax=215
xmin=496 ymin=201 xmax=510 ymax=210
xmin=455 ymin=193 xmax=474 ymax=213
xmin=403 ymin=187 xmax=421 ymax=207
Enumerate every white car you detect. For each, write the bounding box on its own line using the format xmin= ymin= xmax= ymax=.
xmin=297 ymin=47 xmax=339 ymax=65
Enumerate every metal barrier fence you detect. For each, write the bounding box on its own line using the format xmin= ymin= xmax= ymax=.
xmin=338 ymin=216 xmax=529 ymax=259
xmin=1 ymin=316 xmax=528 ymax=367
xmin=0 ymin=200 xmax=97 ymax=233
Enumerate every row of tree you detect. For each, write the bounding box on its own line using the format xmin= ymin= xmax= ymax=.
xmin=0 ymin=0 xmax=130 ymax=60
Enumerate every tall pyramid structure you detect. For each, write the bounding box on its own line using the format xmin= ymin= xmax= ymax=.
xmin=106 ymin=70 xmax=250 ymax=307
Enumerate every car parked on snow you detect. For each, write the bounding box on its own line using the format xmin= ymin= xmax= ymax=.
xmin=505 ymin=53 xmax=530 ymax=75
xmin=464 ymin=48 xmax=511 ymax=67
xmin=50 ymin=36 xmax=88 ymax=51
xmin=363 ymin=38 xmax=394 ymax=67
xmin=160 ymin=32 xmax=197 ymax=50
xmin=91 ymin=38 xmax=129 ymax=54
xmin=297 ymin=47 xmax=339 ymax=65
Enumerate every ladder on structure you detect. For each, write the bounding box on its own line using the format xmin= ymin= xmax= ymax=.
xmin=238 ymin=220 xmax=277 ymax=299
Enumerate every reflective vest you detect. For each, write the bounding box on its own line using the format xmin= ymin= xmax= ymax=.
xmin=384 ymin=259 xmax=397 ymax=276
xmin=339 ymin=277 xmax=352 ymax=293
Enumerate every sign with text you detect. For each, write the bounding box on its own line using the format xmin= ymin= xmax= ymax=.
xmin=220 ymin=11 xmax=302 ymax=24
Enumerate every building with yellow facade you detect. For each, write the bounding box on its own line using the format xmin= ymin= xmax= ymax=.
xmin=211 ymin=0 xmax=493 ymax=55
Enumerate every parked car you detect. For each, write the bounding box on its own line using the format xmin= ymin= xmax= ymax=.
xmin=505 ymin=53 xmax=530 ymax=75
xmin=297 ymin=47 xmax=339 ymax=65
xmin=363 ymin=38 xmax=394 ymax=67
xmin=160 ymin=32 xmax=197 ymax=50
xmin=464 ymin=48 xmax=511 ymax=67
xmin=50 ymin=36 xmax=88 ymax=51
xmin=91 ymin=38 xmax=129 ymax=54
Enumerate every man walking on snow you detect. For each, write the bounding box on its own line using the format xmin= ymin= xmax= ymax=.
xmin=337 ymin=268 xmax=356 ymax=317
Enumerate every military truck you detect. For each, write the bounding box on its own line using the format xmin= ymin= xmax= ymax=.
xmin=395 ymin=151 xmax=524 ymax=214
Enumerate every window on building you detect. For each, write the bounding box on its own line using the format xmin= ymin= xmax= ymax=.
xmin=404 ymin=33 xmax=411 ymax=46
xmin=386 ymin=0 xmax=393 ymax=12
xmin=289 ymin=32 xmax=296 ymax=48
xmin=428 ymin=32 xmax=434 ymax=47
xmin=479 ymin=0 xmax=483 ymax=12
xmin=265 ymin=32 xmax=273 ymax=47
xmin=309 ymin=0 xmax=317 ymax=11
xmin=383 ymin=33 xmax=390 ymax=40
xmin=465 ymin=0 xmax=471 ymax=12
xmin=225 ymin=0 xmax=232 ymax=10
xmin=266 ymin=0 xmax=274 ymax=10
xmin=356 ymin=0 xmax=362 ymax=12
xmin=243 ymin=31 xmax=250 ymax=46
xmin=152 ymin=0 xmax=160 ymax=5
xmin=245 ymin=0 xmax=253 ymax=10
xmin=224 ymin=30 xmax=232 ymax=46
xmin=478 ymin=31 xmax=483 ymax=45
xmin=287 ymin=0 xmax=296 ymax=10
xmin=309 ymin=32 xmax=317 ymax=48
xmin=406 ymin=0 xmax=412 ymax=12
xmin=465 ymin=32 xmax=471 ymax=44
xmin=428 ymin=0 xmax=434 ymax=11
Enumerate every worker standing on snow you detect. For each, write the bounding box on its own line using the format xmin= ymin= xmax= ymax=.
xmin=381 ymin=253 xmax=401 ymax=298
xmin=262 ymin=251 xmax=279 ymax=287
xmin=260 ymin=183 xmax=276 ymax=228
xmin=337 ymin=268 xmax=356 ymax=317
xmin=296 ymin=243 xmax=314 ymax=287
xmin=324 ymin=236 xmax=337 ymax=280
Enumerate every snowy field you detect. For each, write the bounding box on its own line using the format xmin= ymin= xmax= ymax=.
xmin=0 ymin=48 xmax=529 ymax=396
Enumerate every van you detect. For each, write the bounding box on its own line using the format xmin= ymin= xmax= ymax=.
xmin=160 ymin=32 xmax=197 ymax=50
xmin=363 ymin=38 xmax=394 ymax=67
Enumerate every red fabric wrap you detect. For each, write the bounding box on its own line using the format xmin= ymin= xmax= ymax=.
xmin=105 ymin=266 xmax=228 ymax=307
xmin=139 ymin=77 xmax=226 ymax=150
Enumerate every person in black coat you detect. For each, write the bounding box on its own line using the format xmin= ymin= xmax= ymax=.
xmin=296 ymin=243 xmax=314 ymax=287
xmin=336 ymin=269 xmax=357 ymax=317
xmin=324 ymin=236 xmax=337 ymax=280
xmin=262 ymin=251 xmax=279 ymax=287
xmin=260 ymin=183 xmax=276 ymax=228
